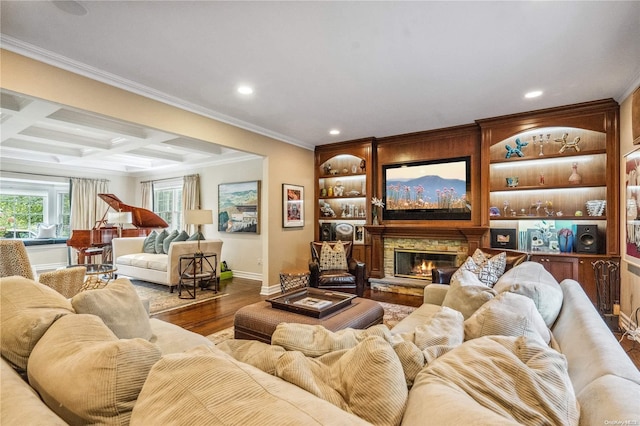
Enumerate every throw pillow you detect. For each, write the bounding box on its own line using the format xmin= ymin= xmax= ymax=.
xmin=0 ymin=276 xmax=74 ymax=370
xmin=276 ymin=335 xmax=408 ymax=426
xmin=319 ymin=241 xmax=348 ymax=271
xmin=442 ymin=269 xmax=497 ymax=319
xmin=27 ymin=314 xmax=161 ymax=425
xmin=162 ymin=229 xmax=179 ymax=254
xmin=464 ymin=292 xmax=551 ymax=344
xmin=142 ymin=230 xmax=157 ymax=254
xmin=173 ymin=230 xmax=189 ymax=243
xmin=187 ymin=231 xmax=205 ymax=241
xmin=451 ymin=249 xmax=507 ymax=288
xmin=71 ymin=278 xmax=152 ymax=340
xmin=492 ymin=261 xmax=563 ymax=328
xmin=36 ymin=224 xmax=56 ymax=238
xmin=155 ymin=229 xmax=169 ymax=254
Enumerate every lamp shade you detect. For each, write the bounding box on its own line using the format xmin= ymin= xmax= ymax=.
xmin=107 ymin=211 xmax=133 ymax=224
xmin=184 ymin=209 xmax=213 ymax=225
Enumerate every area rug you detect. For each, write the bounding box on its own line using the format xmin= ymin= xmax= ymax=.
xmin=206 ymin=301 xmax=416 ymax=345
xmin=130 ymin=279 xmax=228 ymax=315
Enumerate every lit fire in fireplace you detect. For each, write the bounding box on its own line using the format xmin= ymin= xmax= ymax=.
xmin=411 ymin=260 xmax=434 ymax=277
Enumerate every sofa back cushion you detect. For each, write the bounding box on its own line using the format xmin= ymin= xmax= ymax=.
xmin=493 ymin=261 xmax=563 ymax=327
xmin=0 ymin=276 xmax=74 ymax=370
xmin=71 ymin=278 xmax=152 ymax=340
xmin=27 ymin=314 xmax=161 ymax=425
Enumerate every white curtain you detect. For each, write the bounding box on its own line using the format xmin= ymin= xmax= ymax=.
xmin=70 ymin=178 xmax=110 ymax=230
xmin=182 ymin=174 xmax=200 ymax=234
xmin=141 ymin=181 xmax=153 ymax=211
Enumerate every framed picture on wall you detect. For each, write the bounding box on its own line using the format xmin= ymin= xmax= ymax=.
xmin=218 ymin=180 xmax=260 ymax=234
xmin=282 ymin=183 xmax=304 ymax=228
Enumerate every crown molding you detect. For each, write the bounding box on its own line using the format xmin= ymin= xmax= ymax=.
xmin=1 ymin=36 xmax=314 ymax=151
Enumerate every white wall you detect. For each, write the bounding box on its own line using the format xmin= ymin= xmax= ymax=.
xmin=133 ymin=157 xmax=265 ymax=281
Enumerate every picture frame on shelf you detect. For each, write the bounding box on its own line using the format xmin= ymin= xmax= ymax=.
xmin=218 ymin=180 xmax=261 ymax=234
xmin=282 ymin=183 xmax=304 ymax=228
xmin=624 ymin=146 xmax=640 ymax=265
xmin=490 ymin=228 xmax=517 ymax=250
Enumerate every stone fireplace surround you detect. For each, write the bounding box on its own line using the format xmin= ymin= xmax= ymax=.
xmin=365 ymin=225 xmax=487 ymax=296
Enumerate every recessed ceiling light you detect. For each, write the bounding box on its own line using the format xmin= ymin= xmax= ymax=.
xmin=525 ymin=90 xmax=543 ymax=99
xmin=329 ymin=129 xmax=340 ymax=136
xmin=237 ymin=86 xmax=253 ymax=95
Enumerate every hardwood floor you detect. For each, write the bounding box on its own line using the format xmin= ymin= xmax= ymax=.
xmin=153 ymin=277 xmax=640 ymax=370
xmin=152 ymin=277 xmax=422 ymax=336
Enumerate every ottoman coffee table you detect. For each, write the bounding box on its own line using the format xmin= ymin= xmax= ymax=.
xmin=234 ymin=292 xmax=384 ymax=343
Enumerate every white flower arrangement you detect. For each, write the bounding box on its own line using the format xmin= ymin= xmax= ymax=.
xmin=371 ymin=197 xmax=385 ymax=208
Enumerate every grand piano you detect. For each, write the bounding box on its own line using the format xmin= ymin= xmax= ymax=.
xmin=67 ymin=194 xmax=168 ymax=264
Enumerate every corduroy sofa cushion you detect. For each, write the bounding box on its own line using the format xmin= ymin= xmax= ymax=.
xmin=71 ymin=278 xmax=152 ymax=340
xmin=27 ymin=314 xmax=161 ymax=425
xmin=130 ymin=345 xmax=369 ymax=425
xmin=0 ymin=276 xmax=74 ymax=370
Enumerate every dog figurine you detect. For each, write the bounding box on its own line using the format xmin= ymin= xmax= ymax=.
xmin=505 ymin=138 xmax=528 ymax=158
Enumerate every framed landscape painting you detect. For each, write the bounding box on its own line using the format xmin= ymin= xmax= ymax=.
xmin=282 ymin=183 xmax=304 ymax=228
xmin=218 ymin=180 xmax=260 ymax=234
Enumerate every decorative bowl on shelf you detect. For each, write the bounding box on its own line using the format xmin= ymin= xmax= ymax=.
xmin=585 ymin=200 xmax=606 ymax=216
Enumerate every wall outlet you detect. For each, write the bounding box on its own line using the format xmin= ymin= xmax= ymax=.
xmin=257 ymin=258 xmax=262 ymax=265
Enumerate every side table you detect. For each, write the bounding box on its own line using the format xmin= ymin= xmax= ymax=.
xmin=178 ymin=253 xmax=218 ymax=299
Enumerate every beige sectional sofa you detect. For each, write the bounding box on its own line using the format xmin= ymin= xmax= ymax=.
xmin=112 ymin=237 xmax=223 ymax=291
xmin=1 ymin=261 xmax=639 ymax=425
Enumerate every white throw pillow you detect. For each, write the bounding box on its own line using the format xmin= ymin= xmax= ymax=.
xmin=464 ymin=291 xmax=551 ymax=344
xmin=493 ymin=261 xmax=563 ymax=328
xmin=36 ymin=224 xmax=56 ymax=238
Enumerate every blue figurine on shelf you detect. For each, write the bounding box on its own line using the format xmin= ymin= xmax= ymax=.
xmin=505 ymin=138 xmax=528 ymax=158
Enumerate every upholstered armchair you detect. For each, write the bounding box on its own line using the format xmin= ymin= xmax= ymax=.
xmin=0 ymin=240 xmax=87 ymax=298
xmin=308 ymin=241 xmax=365 ymax=297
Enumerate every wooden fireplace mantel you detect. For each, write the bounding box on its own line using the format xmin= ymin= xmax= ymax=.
xmin=364 ymin=225 xmax=488 ymax=278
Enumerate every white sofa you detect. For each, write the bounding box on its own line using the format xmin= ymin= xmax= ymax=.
xmin=112 ymin=237 xmax=223 ymax=291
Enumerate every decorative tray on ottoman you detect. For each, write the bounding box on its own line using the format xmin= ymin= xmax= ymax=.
xmin=266 ymin=287 xmax=356 ymax=318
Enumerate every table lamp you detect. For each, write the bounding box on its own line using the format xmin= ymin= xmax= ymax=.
xmin=107 ymin=211 xmax=133 ymax=238
xmin=185 ymin=209 xmax=213 ymax=253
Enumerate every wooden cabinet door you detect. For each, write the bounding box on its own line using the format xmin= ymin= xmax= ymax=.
xmin=531 ymin=255 xmax=579 ymax=283
xmin=578 ymin=256 xmax=620 ymax=307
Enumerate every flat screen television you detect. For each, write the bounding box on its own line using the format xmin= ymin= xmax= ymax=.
xmin=382 ymin=156 xmax=471 ymax=221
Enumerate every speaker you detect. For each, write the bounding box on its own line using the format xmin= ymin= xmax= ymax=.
xmin=320 ymin=223 xmax=333 ymax=241
xmin=575 ymin=224 xmax=598 ymax=253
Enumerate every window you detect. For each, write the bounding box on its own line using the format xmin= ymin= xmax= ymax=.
xmin=0 ymin=177 xmax=70 ymax=238
xmin=153 ymin=180 xmax=182 ymax=230
xmin=0 ymin=193 xmax=45 ymax=237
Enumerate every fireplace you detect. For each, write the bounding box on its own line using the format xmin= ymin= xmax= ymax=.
xmin=394 ymin=249 xmax=458 ymax=280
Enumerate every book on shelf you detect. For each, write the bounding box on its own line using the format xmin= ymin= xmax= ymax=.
xmin=293 ymin=297 xmax=332 ymax=309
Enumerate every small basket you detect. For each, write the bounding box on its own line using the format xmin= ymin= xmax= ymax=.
xmin=279 ymin=271 xmax=310 ymax=293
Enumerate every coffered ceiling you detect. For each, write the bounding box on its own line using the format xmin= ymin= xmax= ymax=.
xmin=0 ymin=90 xmax=260 ymax=175
xmin=1 ymin=1 xmax=639 ymax=176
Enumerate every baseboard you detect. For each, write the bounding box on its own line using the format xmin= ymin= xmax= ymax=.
xmin=231 ymin=271 xmax=262 ymax=281
xmin=619 ymin=311 xmax=640 ymax=343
